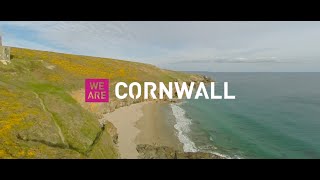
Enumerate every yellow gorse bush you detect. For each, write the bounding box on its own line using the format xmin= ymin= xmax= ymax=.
xmin=0 ymin=88 xmax=39 ymax=158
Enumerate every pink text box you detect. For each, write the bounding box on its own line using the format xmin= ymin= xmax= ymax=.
xmin=85 ymin=79 xmax=109 ymax=102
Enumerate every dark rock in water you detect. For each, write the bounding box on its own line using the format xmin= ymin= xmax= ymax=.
xmin=136 ymin=144 xmax=224 ymax=159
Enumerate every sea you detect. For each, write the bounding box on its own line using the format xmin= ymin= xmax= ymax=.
xmin=170 ymin=72 xmax=320 ymax=159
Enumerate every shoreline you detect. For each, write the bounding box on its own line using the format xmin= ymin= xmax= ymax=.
xmin=101 ymin=102 xmax=146 ymax=158
xmin=135 ymin=102 xmax=183 ymax=152
xmin=102 ymin=101 xmax=182 ymax=158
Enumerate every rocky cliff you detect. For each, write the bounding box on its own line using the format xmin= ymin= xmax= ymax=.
xmin=0 ymin=47 xmax=210 ymax=159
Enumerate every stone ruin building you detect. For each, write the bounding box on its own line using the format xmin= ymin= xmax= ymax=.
xmin=0 ymin=35 xmax=11 ymax=65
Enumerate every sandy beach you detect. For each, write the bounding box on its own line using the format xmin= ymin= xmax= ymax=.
xmin=103 ymin=102 xmax=182 ymax=159
xmin=135 ymin=103 xmax=183 ymax=151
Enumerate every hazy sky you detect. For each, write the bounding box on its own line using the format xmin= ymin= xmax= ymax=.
xmin=1 ymin=21 xmax=320 ymax=72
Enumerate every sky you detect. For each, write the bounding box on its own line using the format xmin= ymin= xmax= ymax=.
xmin=1 ymin=21 xmax=320 ymax=72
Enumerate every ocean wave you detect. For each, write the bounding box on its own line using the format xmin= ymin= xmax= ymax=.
xmin=197 ymin=143 xmax=233 ymax=159
xmin=207 ymin=136 xmax=242 ymax=159
xmin=170 ymin=103 xmax=241 ymax=158
xmin=170 ymin=104 xmax=198 ymax=152
xmin=209 ymin=136 xmax=214 ymax=142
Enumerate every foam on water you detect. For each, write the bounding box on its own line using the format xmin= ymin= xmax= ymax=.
xmin=170 ymin=104 xmax=198 ymax=152
xmin=170 ymin=103 xmax=238 ymax=158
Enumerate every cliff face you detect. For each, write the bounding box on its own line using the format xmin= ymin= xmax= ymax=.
xmin=0 ymin=47 xmax=209 ymax=159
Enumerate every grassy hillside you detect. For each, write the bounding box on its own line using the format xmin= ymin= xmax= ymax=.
xmin=0 ymin=47 xmax=206 ymax=159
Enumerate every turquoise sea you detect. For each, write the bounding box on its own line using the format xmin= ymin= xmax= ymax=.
xmin=170 ymin=72 xmax=320 ymax=158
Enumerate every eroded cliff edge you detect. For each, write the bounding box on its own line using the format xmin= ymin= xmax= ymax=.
xmin=0 ymin=47 xmax=212 ymax=159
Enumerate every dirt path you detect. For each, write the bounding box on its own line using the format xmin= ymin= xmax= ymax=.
xmin=33 ymin=92 xmax=67 ymax=146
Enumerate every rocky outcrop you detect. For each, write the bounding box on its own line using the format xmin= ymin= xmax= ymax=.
xmin=104 ymin=121 xmax=118 ymax=144
xmin=176 ymin=151 xmax=223 ymax=159
xmin=136 ymin=144 xmax=224 ymax=159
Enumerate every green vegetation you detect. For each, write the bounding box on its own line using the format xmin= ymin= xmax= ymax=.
xmin=0 ymin=47 xmax=205 ymax=159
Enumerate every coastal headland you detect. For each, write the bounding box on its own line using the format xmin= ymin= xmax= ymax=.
xmin=0 ymin=47 xmax=219 ymax=159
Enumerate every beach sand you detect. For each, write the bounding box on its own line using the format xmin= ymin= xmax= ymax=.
xmin=135 ymin=102 xmax=183 ymax=151
xmin=103 ymin=102 xmax=182 ymax=159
